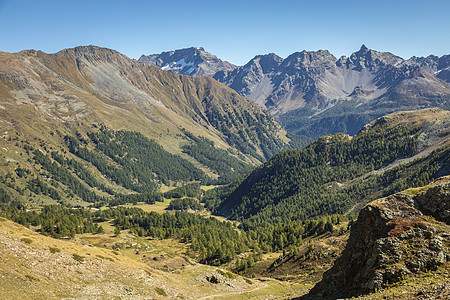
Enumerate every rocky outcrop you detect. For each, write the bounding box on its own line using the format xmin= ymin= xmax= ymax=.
xmin=307 ymin=177 xmax=450 ymax=299
xmin=416 ymin=181 xmax=450 ymax=224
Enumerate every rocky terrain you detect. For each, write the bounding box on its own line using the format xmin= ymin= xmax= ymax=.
xmin=306 ymin=176 xmax=450 ymax=299
xmin=141 ymin=46 xmax=450 ymax=138
xmin=408 ymin=54 xmax=450 ymax=83
xmin=138 ymin=47 xmax=236 ymax=77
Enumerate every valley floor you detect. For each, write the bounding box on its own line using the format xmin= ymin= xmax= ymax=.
xmin=1 ymin=204 xmax=449 ymax=299
xmin=0 ymin=217 xmax=307 ymax=299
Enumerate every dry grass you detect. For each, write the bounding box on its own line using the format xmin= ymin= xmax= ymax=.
xmin=387 ymin=217 xmax=425 ymax=236
xmin=122 ymin=199 xmax=171 ymax=213
xmin=0 ymin=216 xmax=311 ymax=299
xmin=356 ymin=262 xmax=450 ymax=300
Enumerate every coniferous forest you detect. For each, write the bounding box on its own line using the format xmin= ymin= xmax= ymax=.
xmin=205 ymin=123 xmax=450 ymax=229
xmin=1 ymin=111 xmax=449 ymax=270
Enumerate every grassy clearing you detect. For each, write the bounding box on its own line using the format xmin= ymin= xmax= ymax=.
xmin=201 ymin=185 xmax=219 ymax=191
xmin=121 ymin=199 xmax=171 ymax=213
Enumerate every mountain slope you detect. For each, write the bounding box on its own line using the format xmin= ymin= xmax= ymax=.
xmin=0 ymin=45 xmax=295 ymax=206
xmin=0 ymin=46 xmax=289 ymax=161
xmin=307 ymin=176 xmax=450 ymax=299
xmin=0 ymin=216 xmax=172 ymax=299
xmin=205 ymin=108 xmax=450 ymax=227
xmin=2 ymin=47 xmax=292 ymax=172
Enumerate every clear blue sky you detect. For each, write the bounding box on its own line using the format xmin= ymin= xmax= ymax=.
xmin=1 ymin=0 xmax=449 ymax=65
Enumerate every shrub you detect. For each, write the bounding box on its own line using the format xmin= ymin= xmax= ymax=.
xmin=49 ymin=247 xmax=60 ymax=254
xmin=154 ymin=287 xmax=167 ymax=296
xmin=72 ymin=253 xmax=85 ymax=262
xmin=21 ymin=238 xmax=33 ymax=244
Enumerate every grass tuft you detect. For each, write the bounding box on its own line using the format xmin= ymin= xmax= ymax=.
xmin=21 ymin=238 xmax=33 ymax=244
xmin=96 ymin=254 xmax=114 ymax=262
xmin=72 ymin=254 xmax=85 ymax=262
xmin=49 ymin=247 xmax=61 ymax=254
xmin=154 ymin=287 xmax=167 ymax=296
xmin=216 ymin=269 xmax=236 ymax=279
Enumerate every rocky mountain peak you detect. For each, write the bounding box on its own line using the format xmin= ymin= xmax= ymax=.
xmin=138 ymin=47 xmax=236 ymax=77
xmin=246 ymin=53 xmax=283 ymax=73
xmin=347 ymin=45 xmax=404 ymax=71
xmin=349 ymin=44 xmax=370 ymax=62
xmin=282 ymin=49 xmax=336 ymax=69
xmin=42 ymin=45 xmax=134 ymax=70
xmin=359 ymin=43 xmax=369 ymax=52
xmin=255 ymin=52 xmax=283 ymax=63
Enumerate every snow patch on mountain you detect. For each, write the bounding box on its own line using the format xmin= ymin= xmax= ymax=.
xmin=161 ymin=59 xmax=194 ymax=71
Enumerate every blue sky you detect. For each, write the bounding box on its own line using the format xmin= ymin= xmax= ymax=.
xmin=1 ymin=0 xmax=449 ymax=65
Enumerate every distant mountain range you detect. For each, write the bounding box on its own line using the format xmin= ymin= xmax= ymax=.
xmin=139 ymin=46 xmax=450 ymax=138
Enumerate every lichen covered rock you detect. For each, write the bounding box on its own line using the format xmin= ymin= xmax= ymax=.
xmin=307 ymin=177 xmax=450 ymax=299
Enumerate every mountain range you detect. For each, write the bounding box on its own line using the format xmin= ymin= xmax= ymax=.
xmin=0 ymin=45 xmax=305 ymax=207
xmin=1 ymin=44 xmax=450 ymax=299
xmin=0 ymin=46 xmax=293 ymax=169
xmin=139 ymin=46 xmax=450 ymax=138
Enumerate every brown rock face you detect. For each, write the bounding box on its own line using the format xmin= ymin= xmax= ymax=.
xmin=416 ymin=181 xmax=450 ymax=224
xmin=306 ymin=178 xmax=450 ymax=299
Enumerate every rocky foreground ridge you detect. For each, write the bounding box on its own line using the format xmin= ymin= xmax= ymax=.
xmin=306 ymin=176 xmax=450 ymax=299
